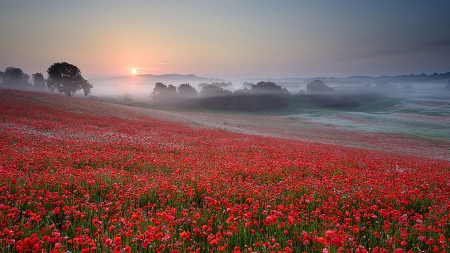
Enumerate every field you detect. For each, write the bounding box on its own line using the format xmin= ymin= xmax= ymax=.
xmin=1 ymin=89 xmax=449 ymax=253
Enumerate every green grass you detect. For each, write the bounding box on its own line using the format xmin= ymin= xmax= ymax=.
xmin=350 ymin=97 xmax=404 ymax=113
xmin=108 ymin=95 xmax=407 ymax=117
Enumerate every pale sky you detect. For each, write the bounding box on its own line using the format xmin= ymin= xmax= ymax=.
xmin=1 ymin=0 xmax=450 ymax=79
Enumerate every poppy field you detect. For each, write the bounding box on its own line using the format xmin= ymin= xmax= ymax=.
xmin=1 ymin=89 xmax=449 ymax=253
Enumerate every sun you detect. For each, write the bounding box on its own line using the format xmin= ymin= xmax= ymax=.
xmin=131 ymin=69 xmax=137 ymax=75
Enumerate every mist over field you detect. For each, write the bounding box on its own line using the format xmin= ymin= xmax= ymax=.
xmin=2 ymin=67 xmax=449 ymax=162
xmin=86 ymin=72 xmax=450 ymax=99
xmin=3 ymin=68 xmax=444 ymax=155
xmin=88 ymin=74 xmax=226 ymax=98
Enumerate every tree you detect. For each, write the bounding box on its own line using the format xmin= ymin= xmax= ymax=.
xmin=306 ymin=80 xmax=334 ymax=94
xmin=1 ymin=67 xmax=30 ymax=87
xmin=200 ymin=84 xmax=232 ymax=97
xmin=2 ymin=67 xmax=16 ymax=81
xmin=247 ymin=81 xmax=290 ymax=109
xmin=9 ymin=68 xmax=23 ymax=84
xmin=151 ymin=82 xmax=168 ymax=102
xmin=152 ymin=82 xmax=167 ymax=96
xmin=166 ymin=84 xmax=177 ymax=98
xmin=123 ymin=93 xmax=133 ymax=101
xmin=242 ymin=82 xmax=255 ymax=88
xmin=33 ymin=73 xmax=46 ymax=90
xmin=251 ymin=81 xmax=288 ymax=94
xmin=177 ymin=83 xmax=197 ymax=98
xmin=46 ymin=62 xmax=92 ymax=97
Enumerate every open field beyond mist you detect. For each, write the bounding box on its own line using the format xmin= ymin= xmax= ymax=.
xmin=1 ymin=89 xmax=449 ymax=253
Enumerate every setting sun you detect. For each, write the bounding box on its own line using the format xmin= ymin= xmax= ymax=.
xmin=131 ymin=69 xmax=137 ymax=75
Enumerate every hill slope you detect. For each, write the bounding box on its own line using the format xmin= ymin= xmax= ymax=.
xmin=1 ymin=89 xmax=449 ymax=252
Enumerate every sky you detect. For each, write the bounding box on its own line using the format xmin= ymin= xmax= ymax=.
xmin=1 ymin=0 xmax=450 ymax=79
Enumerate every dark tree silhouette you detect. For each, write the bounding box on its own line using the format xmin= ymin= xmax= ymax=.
xmin=1 ymin=67 xmax=30 ymax=87
xmin=198 ymin=85 xmax=232 ymax=110
xmin=152 ymin=82 xmax=178 ymax=103
xmin=167 ymin=84 xmax=177 ymax=93
xmin=306 ymin=80 xmax=334 ymax=93
xmin=175 ymin=83 xmax=198 ymax=107
xmin=9 ymin=68 xmax=23 ymax=84
xmin=33 ymin=73 xmax=46 ymax=90
xmin=251 ymin=81 xmax=278 ymax=91
xmin=46 ymin=62 xmax=92 ymax=97
xmin=200 ymin=84 xmax=232 ymax=97
xmin=303 ymin=80 xmax=360 ymax=108
xmin=123 ymin=93 xmax=132 ymax=101
xmin=177 ymin=83 xmax=197 ymax=98
xmin=152 ymin=82 xmax=166 ymax=95
xmin=166 ymin=84 xmax=177 ymax=98
xmin=246 ymin=81 xmax=291 ymax=109
xmin=2 ymin=67 xmax=17 ymax=81
xmin=151 ymin=82 xmax=168 ymax=102
xmin=242 ymin=82 xmax=255 ymax=88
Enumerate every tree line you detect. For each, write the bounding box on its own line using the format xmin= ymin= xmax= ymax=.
xmin=2 ymin=62 xmax=400 ymax=110
xmin=148 ymin=79 xmax=375 ymax=111
xmin=0 ymin=62 xmax=92 ymax=97
xmin=147 ymin=76 xmax=449 ymax=111
xmin=150 ymin=81 xmax=291 ymax=111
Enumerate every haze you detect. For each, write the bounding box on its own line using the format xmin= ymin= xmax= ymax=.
xmin=1 ymin=0 xmax=450 ymax=79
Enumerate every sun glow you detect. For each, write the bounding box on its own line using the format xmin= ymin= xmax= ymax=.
xmin=131 ymin=69 xmax=137 ymax=75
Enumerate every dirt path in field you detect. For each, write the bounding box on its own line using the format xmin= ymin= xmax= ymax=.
xmin=112 ymin=103 xmax=450 ymax=160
